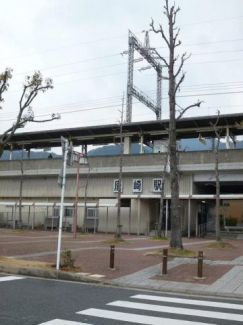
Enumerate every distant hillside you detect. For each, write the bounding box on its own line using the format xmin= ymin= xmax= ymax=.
xmin=0 ymin=150 xmax=59 ymax=160
xmin=88 ymin=139 xmax=243 ymax=156
xmin=178 ymin=139 xmax=243 ymax=151
xmin=88 ymin=143 xmax=152 ymax=156
xmin=0 ymin=138 xmax=242 ymax=160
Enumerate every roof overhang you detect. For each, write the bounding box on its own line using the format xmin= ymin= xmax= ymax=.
xmin=6 ymin=112 xmax=243 ymax=150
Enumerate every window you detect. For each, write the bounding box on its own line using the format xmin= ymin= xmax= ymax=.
xmin=113 ymin=179 xmax=123 ymax=193
xmin=86 ymin=208 xmax=98 ymax=219
xmin=133 ymin=179 xmax=142 ymax=193
xmin=152 ymin=178 xmax=163 ymax=192
xmin=53 ymin=207 xmax=73 ymax=217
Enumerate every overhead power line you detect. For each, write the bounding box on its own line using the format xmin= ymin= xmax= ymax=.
xmin=181 ymin=15 xmax=243 ymax=27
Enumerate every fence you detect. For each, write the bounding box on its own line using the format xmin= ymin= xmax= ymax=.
xmin=2 ymin=211 xmax=46 ymax=230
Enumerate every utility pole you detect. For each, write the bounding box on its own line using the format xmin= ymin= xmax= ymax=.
xmin=56 ymin=137 xmax=68 ymax=270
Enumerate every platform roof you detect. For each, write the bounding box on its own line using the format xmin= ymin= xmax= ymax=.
xmin=7 ymin=112 xmax=243 ymax=149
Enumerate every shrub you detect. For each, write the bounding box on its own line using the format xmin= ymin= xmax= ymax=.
xmin=225 ymin=217 xmax=238 ymax=227
xmin=61 ymin=249 xmax=75 ymax=267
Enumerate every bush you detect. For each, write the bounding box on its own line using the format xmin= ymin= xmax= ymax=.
xmin=61 ymin=249 xmax=75 ymax=267
xmin=225 ymin=217 xmax=238 ymax=227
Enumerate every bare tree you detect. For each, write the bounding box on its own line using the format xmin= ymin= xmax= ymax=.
xmin=18 ymin=147 xmax=25 ymax=228
xmin=151 ymin=0 xmax=203 ymax=248
xmin=0 ymin=68 xmax=60 ymax=157
xmin=209 ymin=111 xmax=221 ymax=242
xmin=83 ymin=163 xmax=91 ymax=232
xmin=157 ymin=150 xmax=169 ymax=237
xmin=115 ymin=96 xmax=125 ymax=239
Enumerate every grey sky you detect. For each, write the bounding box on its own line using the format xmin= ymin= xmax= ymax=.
xmin=1 ymin=0 xmax=243 ymax=135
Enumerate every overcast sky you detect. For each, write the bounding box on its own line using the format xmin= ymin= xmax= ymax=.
xmin=1 ymin=0 xmax=243 ymax=138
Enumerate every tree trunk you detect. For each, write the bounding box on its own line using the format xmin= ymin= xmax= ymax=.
xmin=115 ymin=97 xmax=124 ymax=239
xmin=115 ymin=150 xmax=122 ymax=239
xmin=157 ymin=191 xmax=164 ymax=237
xmin=83 ymin=165 xmax=90 ymax=233
xmin=215 ymin=139 xmax=221 ymax=242
xmin=168 ymin=22 xmax=183 ymax=249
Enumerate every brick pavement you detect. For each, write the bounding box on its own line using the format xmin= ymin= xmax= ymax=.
xmin=1 ymin=228 xmax=243 ymax=298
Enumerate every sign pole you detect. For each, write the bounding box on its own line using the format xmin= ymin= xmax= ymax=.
xmin=74 ymin=152 xmax=81 ymax=238
xmin=56 ymin=137 xmax=68 ymax=270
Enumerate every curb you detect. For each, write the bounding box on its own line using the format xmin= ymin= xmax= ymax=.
xmin=0 ymin=264 xmax=101 ymax=284
xmin=1 ymin=264 xmax=243 ymax=300
xmin=107 ymin=281 xmax=243 ymax=300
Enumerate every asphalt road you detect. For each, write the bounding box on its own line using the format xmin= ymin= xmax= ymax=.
xmin=0 ymin=274 xmax=243 ymax=325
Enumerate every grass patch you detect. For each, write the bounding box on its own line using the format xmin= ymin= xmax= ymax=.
xmin=150 ymin=236 xmax=168 ymax=241
xmin=102 ymin=238 xmax=128 ymax=244
xmin=0 ymin=256 xmax=52 ymax=269
xmin=145 ymin=248 xmax=197 ymax=257
xmin=205 ymin=242 xmax=236 ymax=249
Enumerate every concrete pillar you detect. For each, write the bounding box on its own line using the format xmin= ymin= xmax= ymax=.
xmin=226 ymin=126 xmax=230 ymax=149
xmin=9 ymin=144 xmax=13 ymax=160
xmin=188 ymin=199 xmax=191 ymax=238
xmin=129 ymin=204 xmax=131 ymax=235
xmin=196 ymin=203 xmax=199 ymax=237
xmin=82 ymin=145 xmax=87 ymax=156
xmin=106 ymin=207 xmax=108 ymax=233
xmin=140 ymin=135 xmax=144 ymax=154
xmin=165 ymin=199 xmax=168 ymax=237
xmin=124 ymin=137 xmax=131 ymax=155
xmin=137 ymin=198 xmax=141 ymax=235
xmin=27 ymin=149 xmax=31 ymax=159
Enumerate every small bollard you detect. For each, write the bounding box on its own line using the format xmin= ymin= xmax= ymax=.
xmin=162 ymin=248 xmax=168 ymax=275
xmin=198 ymin=250 xmax=203 ymax=278
xmin=110 ymin=245 xmax=115 ymax=269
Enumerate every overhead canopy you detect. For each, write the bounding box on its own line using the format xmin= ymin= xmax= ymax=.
xmin=7 ymin=112 xmax=243 ymax=150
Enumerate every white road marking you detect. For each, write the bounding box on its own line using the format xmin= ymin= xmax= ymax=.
xmin=131 ymin=294 xmax=243 ymax=310
xmin=0 ymin=276 xmax=25 ymax=282
xmin=77 ymin=308 xmax=217 ymax=325
xmin=39 ymin=319 xmax=92 ymax=325
xmin=109 ymin=300 xmax=243 ymax=322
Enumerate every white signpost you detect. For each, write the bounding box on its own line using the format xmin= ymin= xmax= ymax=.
xmin=56 ymin=136 xmax=69 ymax=270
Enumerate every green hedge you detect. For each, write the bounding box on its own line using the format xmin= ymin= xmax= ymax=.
xmin=225 ymin=217 xmax=238 ymax=227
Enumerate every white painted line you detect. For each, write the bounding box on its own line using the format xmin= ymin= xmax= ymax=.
xmin=131 ymin=294 xmax=243 ymax=311
xmin=109 ymin=300 xmax=243 ymax=322
xmin=38 ymin=319 xmax=92 ymax=325
xmin=89 ymin=274 xmax=105 ymax=278
xmin=77 ymin=308 xmax=216 ymax=325
xmin=0 ymin=276 xmax=25 ymax=282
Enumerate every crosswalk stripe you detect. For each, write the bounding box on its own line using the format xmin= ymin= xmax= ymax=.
xmin=108 ymin=300 xmax=243 ymax=322
xmin=0 ymin=276 xmax=25 ymax=282
xmin=77 ymin=308 xmax=217 ymax=325
xmin=131 ymin=294 xmax=243 ymax=310
xmin=39 ymin=319 xmax=93 ymax=325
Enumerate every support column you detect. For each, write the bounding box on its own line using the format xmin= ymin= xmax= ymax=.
xmin=126 ymin=32 xmax=135 ymax=123
xmin=188 ymin=199 xmax=191 ymax=238
xmin=140 ymin=135 xmax=144 ymax=154
xmin=124 ymin=137 xmax=131 ymax=155
xmin=9 ymin=144 xmax=13 ymax=160
xmin=128 ymin=203 xmax=131 ymax=235
xmin=165 ymin=199 xmax=168 ymax=237
xmin=226 ymin=126 xmax=230 ymax=149
xmin=106 ymin=207 xmax=108 ymax=233
xmin=137 ymin=198 xmax=141 ymax=235
xmin=27 ymin=149 xmax=31 ymax=159
xmin=196 ymin=203 xmax=199 ymax=237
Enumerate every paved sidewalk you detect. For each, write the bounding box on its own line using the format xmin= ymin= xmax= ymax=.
xmin=1 ymin=229 xmax=243 ymax=298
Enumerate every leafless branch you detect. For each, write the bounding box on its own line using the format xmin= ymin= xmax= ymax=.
xmin=209 ymin=110 xmax=221 ymax=140
xmin=174 ymin=52 xmax=191 ymax=78
xmin=176 ymin=100 xmax=203 ymax=120
xmin=0 ymin=68 xmax=12 ymax=109
xmin=0 ymin=70 xmax=60 ymax=153
xmin=150 ymin=18 xmax=170 ymax=49
xmin=174 ymin=72 xmax=185 ymax=94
